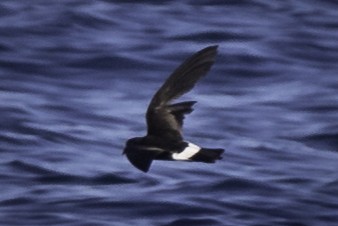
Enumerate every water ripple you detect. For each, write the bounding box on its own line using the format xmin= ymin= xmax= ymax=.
xmin=1 ymin=0 xmax=338 ymax=225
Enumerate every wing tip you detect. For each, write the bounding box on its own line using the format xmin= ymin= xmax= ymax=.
xmin=202 ymin=45 xmax=219 ymax=54
xmin=206 ymin=44 xmax=219 ymax=50
xmin=195 ymin=45 xmax=219 ymax=64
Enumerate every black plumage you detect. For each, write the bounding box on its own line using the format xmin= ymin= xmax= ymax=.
xmin=123 ymin=45 xmax=224 ymax=172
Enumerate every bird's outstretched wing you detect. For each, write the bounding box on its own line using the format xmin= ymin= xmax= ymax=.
xmin=124 ymin=145 xmax=165 ymax=172
xmin=146 ymin=45 xmax=218 ymax=141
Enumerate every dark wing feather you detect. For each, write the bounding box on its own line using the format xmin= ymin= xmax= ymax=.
xmin=124 ymin=145 xmax=165 ymax=172
xmin=168 ymin=101 xmax=197 ymax=128
xmin=146 ymin=45 xmax=218 ymax=141
xmin=124 ymin=147 xmax=153 ymax=172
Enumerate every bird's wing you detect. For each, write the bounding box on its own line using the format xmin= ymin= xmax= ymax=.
xmin=146 ymin=45 xmax=218 ymax=141
xmin=124 ymin=145 xmax=165 ymax=172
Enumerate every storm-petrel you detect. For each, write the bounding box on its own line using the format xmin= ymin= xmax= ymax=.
xmin=123 ymin=45 xmax=224 ymax=172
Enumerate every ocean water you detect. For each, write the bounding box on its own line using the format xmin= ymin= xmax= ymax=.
xmin=1 ymin=1 xmax=338 ymax=225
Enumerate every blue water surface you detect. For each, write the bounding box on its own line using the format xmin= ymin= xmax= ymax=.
xmin=1 ymin=1 xmax=338 ymax=225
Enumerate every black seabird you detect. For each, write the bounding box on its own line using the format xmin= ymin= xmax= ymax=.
xmin=123 ymin=45 xmax=224 ymax=172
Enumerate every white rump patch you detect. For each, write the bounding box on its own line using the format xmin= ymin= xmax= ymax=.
xmin=172 ymin=142 xmax=201 ymax=160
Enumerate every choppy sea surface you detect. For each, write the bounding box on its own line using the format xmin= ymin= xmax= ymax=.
xmin=1 ymin=1 xmax=338 ymax=225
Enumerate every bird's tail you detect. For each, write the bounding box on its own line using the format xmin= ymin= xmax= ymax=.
xmin=190 ymin=148 xmax=224 ymax=163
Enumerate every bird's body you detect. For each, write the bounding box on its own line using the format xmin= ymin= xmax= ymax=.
xmin=124 ymin=45 xmax=224 ymax=172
